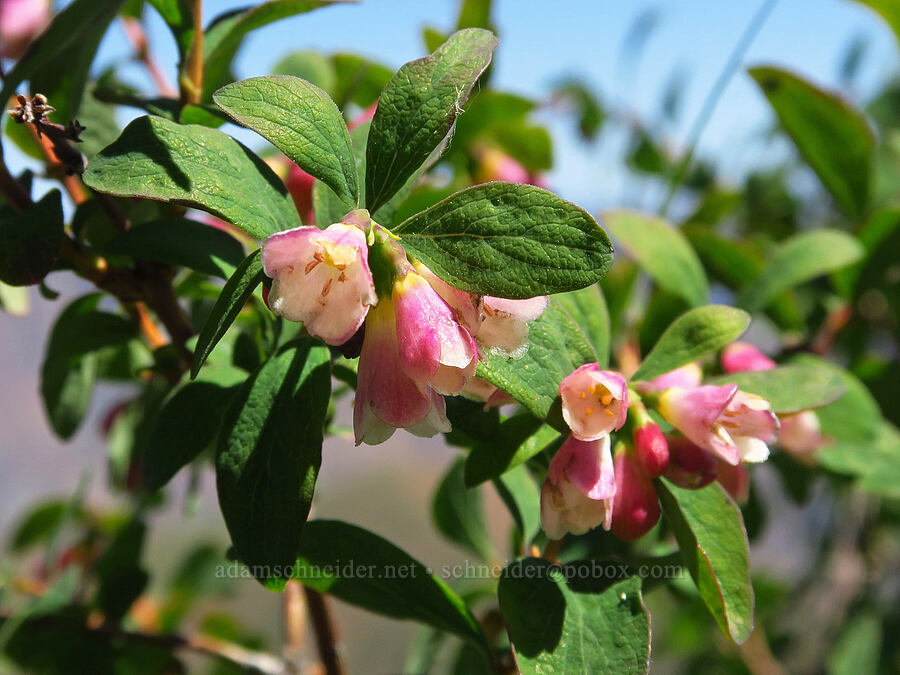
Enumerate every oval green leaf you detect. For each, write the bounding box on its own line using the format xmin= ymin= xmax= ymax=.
xmin=712 ymin=365 xmax=846 ymax=414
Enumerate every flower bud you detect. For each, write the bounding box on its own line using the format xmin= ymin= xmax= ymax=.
xmin=0 ymin=0 xmax=50 ymax=60
xmin=611 ymin=446 xmax=661 ymax=542
xmin=778 ymin=410 xmax=823 ymax=454
xmin=664 ymin=435 xmax=718 ymax=489
xmin=721 ymin=341 xmax=775 ymax=374
xmin=559 ymin=364 xmax=628 ymax=441
xmin=633 ymin=421 xmax=669 ymax=477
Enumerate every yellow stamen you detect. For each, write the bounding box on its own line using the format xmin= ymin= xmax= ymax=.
xmin=579 ymin=392 xmax=587 ymax=399
xmin=600 ymin=393 xmax=613 ymax=406
xmin=603 ymin=408 xmax=614 ymax=417
xmin=585 ymin=407 xmax=594 ymax=415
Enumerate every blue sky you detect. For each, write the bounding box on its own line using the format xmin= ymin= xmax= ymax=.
xmin=14 ymin=0 xmax=900 ymax=212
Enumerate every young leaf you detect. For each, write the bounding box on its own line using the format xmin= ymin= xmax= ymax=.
xmin=737 ymin=229 xmax=864 ymax=313
xmin=498 ymin=560 xmax=650 ymax=673
xmin=142 ymin=368 xmax=247 ymax=493
xmin=295 ymin=520 xmax=487 ymax=645
xmin=214 ymin=76 xmax=359 ymax=207
xmin=41 ymin=295 xmax=137 ymax=439
xmin=631 ymin=305 xmax=750 ymax=382
xmin=394 ymin=182 xmax=613 ymax=298
xmin=199 ymin=0 xmax=348 ymax=98
xmin=604 ymin=209 xmax=708 ymax=307
xmin=477 ymin=297 xmax=598 ymax=422
xmin=83 ymin=116 xmax=300 ymax=239
xmin=656 ymin=480 xmax=754 ymax=644
xmin=711 ymin=365 xmax=846 ymax=414
xmin=216 ymin=339 xmax=331 ymax=591
xmin=749 ymin=66 xmax=875 ymax=220
xmin=432 ymin=458 xmax=493 ymax=561
xmin=191 ymin=249 xmax=264 ymax=379
xmin=102 ymin=218 xmax=246 ymax=279
xmin=365 ymin=28 xmax=498 ymax=213
xmin=0 ymin=190 xmax=64 ymax=286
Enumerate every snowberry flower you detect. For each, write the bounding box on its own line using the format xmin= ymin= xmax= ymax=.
xmin=393 ymin=268 xmax=477 ymax=395
xmin=473 ymin=145 xmax=546 ymax=187
xmin=650 ymin=362 xmax=702 ymax=389
xmin=353 ymin=298 xmax=450 ymax=445
xmin=611 ymin=445 xmax=661 ymax=542
xmin=540 ymin=435 xmax=615 ymax=538
xmin=664 ymin=435 xmax=718 ymax=489
xmin=461 ymin=377 xmax=516 ymax=409
xmin=559 ymin=364 xmax=628 ymax=441
xmin=778 ymin=411 xmax=823 ymax=454
xmin=0 ymin=0 xmax=50 ymax=60
xmin=633 ymin=419 xmax=669 ymax=477
xmin=656 ymin=384 xmax=778 ymax=465
xmin=413 ymin=262 xmax=548 ymax=357
xmin=714 ymin=458 xmax=750 ymax=503
xmin=721 ymin=341 xmax=776 ymax=374
xmin=261 ymin=213 xmax=376 ymax=346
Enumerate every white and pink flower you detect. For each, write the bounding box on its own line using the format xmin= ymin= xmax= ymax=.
xmin=559 ymin=364 xmax=628 ymax=441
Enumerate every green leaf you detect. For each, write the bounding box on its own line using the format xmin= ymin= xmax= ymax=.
xmin=477 ymin=297 xmax=598 ymax=422
xmin=365 ymin=28 xmax=498 ymax=212
xmin=272 ymin=50 xmax=336 ymax=93
xmin=493 ymin=464 xmax=541 ymax=548
xmin=216 ymin=339 xmax=331 ymax=590
xmin=464 ymin=415 xmax=559 ymax=486
xmin=83 ymin=116 xmax=299 ymax=239
xmin=331 ymin=53 xmax=393 ymax=110
xmin=312 ymin=121 xmax=369 ymax=226
xmin=604 ymin=210 xmax=708 ymax=307
xmin=395 ymin=182 xmax=612 ymax=298
xmin=554 ymin=285 xmax=611 ymax=368
xmin=0 ymin=0 xmax=125 ymax=127
xmin=191 ymin=249 xmax=264 ymax=378
xmin=9 ymin=500 xmax=69 ymax=552
xmin=498 ymin=560 xmax=650 ymax=673
xmin=94 ymin=519 xmax=148 ymax=623
xmin=657 ymin=480 xmax=753 ymax=643
xmin=631 ymin=305 xmax=750 ymax=382
xmin=143 ymin=368 xmax=246 ymax=492
xmin=749 ymin=66 xmax=875 ymax=220
xmin=214 ymin=76 xmax=358 ymax=207
xmin=432 ymin=458 xmax=493 ymax=560
xmin=147 ymin=0 xmax=194 ymax=60
xmin=199 ymin=0 xmax=347 ymax=99
xmin=295 ymin=520 xmax=487 ymax=645
xmin=849 ymin=1 xmax=900 ymax=47
xmin=711 ymin=365 xmax=846 ymax=414
xmin=102 ymin=218 xmax=245 ymax=279
xmin=41 ymin=295 xmax=137 ymax=439
xmin=737 ymin=229 xmax=864 ymax=313
xmin=827 ymin=611 xmax=883 ymax=675
xmin=0 ymin=190 xmax=64 ymax=286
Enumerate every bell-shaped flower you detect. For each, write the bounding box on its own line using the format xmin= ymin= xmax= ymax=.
xmin=779 ymin=411 xmax=823 ymax=454
xmin=393 ymin=269 xmax=477 ymax=395
xmin=650 ymin=362 xmax=702 ymax=389
xmin=353 ymin=299 xmax=450 ymax=445
xmin=657 ymin=384 xmax=778 ymax=465
xmin=664 ymin=435 xmax=718 ymax=489
xmin=611 ymin=446 xmax=661 ymax=542
xmin=721 ymin=341 xmax=776 ymax=374
xmin=0 ymin=0 xmax=50 ymax=60
xmin=559 ymin=364 xmax=628 ymax=441
xmin=261 ymin=216 xmax=376 ymax=346
xmin=714 ymin=458 xmax=750 ymax=503
xmin=540 ymin=435 xmax=615 ymax=538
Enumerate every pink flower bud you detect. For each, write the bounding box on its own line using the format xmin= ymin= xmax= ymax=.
xmin=393 ymin=269 xmax=477 ymax=395
xmin=540 ymin=435 xmax=615 ymax=538
xmin=721 ymin=341 xmax=776 ymax=374
xmin=261 ymin=217 xmax=376 ymax=346
xmin=649 ymin=362 xmax=702 ymax=389
xmin=0 ymin=0 xmax=50 ymax=60
xmin=559 ymin=364 xmax=628 ymax=441
xmin=285 ymin=164 xmax=315 ymax=225
xmin=353 ymin=299 xmax=450 ymax=445
xmin=633 ymin=422 xmax=669 ymax=477
xmin=664 ymin=435 xmax=718 ymax=489
xmin=778 ymin=410 xmax=823 ymax=454
xmin=611 ymin=447 xmax=661 ymax=541
xmin=715 ymin=458 xmax=749 ymax=503
xmin=656 ymin=385 xmax=778 ymax=465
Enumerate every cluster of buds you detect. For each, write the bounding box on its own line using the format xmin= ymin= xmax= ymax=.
xmin=260 ymin=210 xmax=548 ymax=445
xmin=541 ymin=347 xmax=794 ymax=541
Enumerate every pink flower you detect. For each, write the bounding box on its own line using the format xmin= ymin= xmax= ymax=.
xmin=657 ymin=385 xmax=778 ymax=465
xmin=540 ymin=435 xmax=615 ymax=538
xmin=721 ymin=341 xmax=776 ymax=374
xmin=393 ymin=269 xmax=477 ymax=395
xmin=0 ymin=0 xmax=50 ymax=60
xmin=353 ymin=298 xmax=450 ymax=445
xmin=779 ymin=411 xmax=823 ymax=454
xmin=611 ymin=447 xmax=661 ymax=542
xmin=664 ymin=435 xmax=718 ymax=489
xmin=650 ymin=362 xmax=702 ymax=389
xmin=473 ymin=145 xmax=546 ymax=187
xmin=262 ymin=216 xmax=376 ymax=346
xmin=715 ymin=458 xmax=749 ymax=503
xmin=414 ymin=262 xmax=547 ymax=357
xmin=633 ymin=421 xmax=669 ymax=477
xmin=559 ymin=364 xmax=628 ymax=441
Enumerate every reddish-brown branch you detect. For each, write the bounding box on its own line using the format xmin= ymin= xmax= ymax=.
xmin=304 ymin=587 xmax=345 ymax=675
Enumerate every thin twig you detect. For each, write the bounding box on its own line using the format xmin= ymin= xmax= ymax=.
xmin=304 ymin=587 xmax=345 ymax=675
xmin=185 ymin=0 xmax=204 ymax=105
xmin=284 ymin=580 xmax=307 ymax=672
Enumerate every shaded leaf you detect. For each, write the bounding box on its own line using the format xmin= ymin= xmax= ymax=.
xmin=432 ymin=458 xmax=493 ymax=560
xmin=0 ymin=190 xmax=63 ymax=286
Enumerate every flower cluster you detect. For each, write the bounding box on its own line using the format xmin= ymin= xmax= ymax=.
xmin=540 ymin=345 xmax=808 ymax=541
xmin=260 ymin=210 xmax=548 ymax=445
